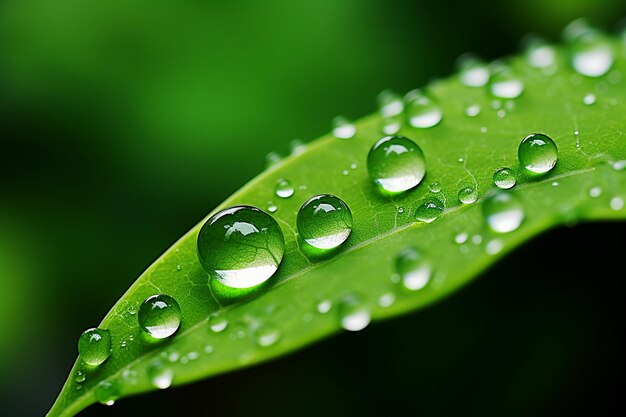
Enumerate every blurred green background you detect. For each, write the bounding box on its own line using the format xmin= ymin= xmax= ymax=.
xmin=1 ymin=0 xmax=625 ymax=416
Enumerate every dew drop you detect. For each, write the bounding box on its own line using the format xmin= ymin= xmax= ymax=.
xmin=454 ymin=232 xmax=469 ymax=244
xmin=275 ymin=179 xmax=294 ymax=198
xmin=265 ymin=151 xmax=283 ymax=168
xmin=289 ymin=139 xmax=306 ymax=155
xmin=377 ymin=89 xmax=404 ymax=117
xmin=524 ymin=36 xmax=556 ymax=69
xmin=138 ymin=295 xmax=181 ymax=339
xmin=429 ymin=182 xmax=442 ymax=193
xmin=332 ymin=116 xmax=356 ymax=139
xmin=406 ymin=91 xmax=443 ymax=128
xmin=485 ymin=239 xmax=504 ymax=255
xmin=490 ymin=68 xmax=524 ymax=99
xmin=75 ymin=370 xmax=86 ymax=383
xmin=493 ymin=167 xmax=517 ymax=189
xmin=570 ymin=29 xmax=614 ymax=77
xmin=583 ymin=93 xmax=596 ymax=105
xmin=149 ymin=362 xmax=173 ymax=390
xmin=78 ymin=328 xmax=111 ymax=367
xmin=396 ymin=247 xmax=432 ymax=291
xmin=204 ymin=344 xmax=214 ymax=354
xmin=255 ymin=323 xmax=281 ymax=347
xmin=209 ymin=314 xmax=228 ymax=333
xmin=197 ymin=206 xmax=285 ymax=288
xmin=458 ymin=186 xmax=478 ymax=204
xmin=610 ymin=197 xmax=624 ymax=211
xmin=589 ymin=187 xmax=602 ymax=198
xmin=457 ymin=54 xmax=490 ymax=87
xmin=297 ymin=194 xmax=353 ymax=250
xmin=378 ymin=292 xmax=396 ymax=308
xmin=367 ymin=135 xmax=426 ymax=194
xmin=483 ymin=192 xmax=524 ymax=233
xmin=316 ymin=299 xmax=332 ymax=314
xmin=414 ymin=198 xmax=444 ymax=223
xmin=465 ymin=104 xmax=481 ymax=117
xmin=337 ymin=294 xmax=370 ymax=332
xmin=380 ymin=114 xmax=402 ymax=135
xmin=267 ymin=202 xmax=278 ymax=213
xmin=95 ymin=381 xmax=119 ymax=406
xmin=518 ymin=133 xmax=558 ymax=175
xmin=612 ymin=160 xmax=626 ymax=171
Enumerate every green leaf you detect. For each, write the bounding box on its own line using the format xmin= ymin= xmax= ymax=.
xmin=48 ymin=38 xmax=626 ymax=416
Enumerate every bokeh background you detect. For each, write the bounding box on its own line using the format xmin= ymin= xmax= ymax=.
xmin=1 ymin=0 xmax=625 ymax=416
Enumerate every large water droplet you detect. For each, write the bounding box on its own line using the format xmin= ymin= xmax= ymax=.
xmin=367 ymin=135 xmax=426 ymax=194
xmin=297 ymin=194 xmax=353 ymax=250
xmin=332 ymin=116 xmax=356 ymax=139
xmin=275 ymin=179 xmax=294 ymax=198
xmin=483 ymin=192 xmax=524 ymax=233
xmin=138 ymin=294 xmax=182 ymax=339
xmin=255 ymin=323 xmax=281 ymax=347
xmin=414 ymin=198 xmax=444 ymax=223
xmin=149 ymin=362 xmax=174 ymax=389
xmin=493 ymin=167 xmax=517 ymax=189
xmin=458 ymin=186 xmax=478 ymax=204
xmin=396 ymin=247 xmax=432 ymax=291
xmin=95 ymin=381 xmax=119 ymax=406
xmin=457 ymin=54 xmax=490 ymax=87
xmin=377 ymin=89 xmax=404 ymax=117
xmin=570 ymin=29 xmax=614 ymax=77
xmin=406 ymin=91 xmax=443 ymax=128
xmin=78 ymin=328 xmax=111 ymax=366
xmin=490 ymin=67 xmax=524 ymax=99
xmin=337 ymin=294 xmax=370 ymax=332
xmin=197 ymin=206 xmax=285 ymax=288
xmin=518 ymin=133 xmax=558 ymax=175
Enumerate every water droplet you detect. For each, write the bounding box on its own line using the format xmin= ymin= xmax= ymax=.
xmin=490 ymin=67 xmax=524 ymax=99
xmin=458 ymin=186 xmax=478 ymax=204
xmin=497 ymin=109 xmax=506 ymax=118
xmin=465 ymin=104 xmax=481 ymax=117
xmin=380 ymin=114 xmax=402 ymax=135
xmin=197 ymin=206 xmax=285 ymax=288
xmin=367 ymin=135 xmax=426 ymax=194
xmin=265 ymin=151 xmax=283 ymax=168
xmin=610 ymin=197 xmax=624 ymax=211
xmin=518 ymin=133 xmax=558 ymax=175
xmin=176 ymin=264 xmax=182 ymax=271
xmin=485 ymin=239 xmax=504 ymax=255
xmin=397 ymin=207 xmax=404 ymax=214
xmin=267 ymin=202 xmax=278 ymax=213
xmin=480 ymin=126 xmax=488 ymax=134
xmin=121 ymin=369 xmax=138 ymax=385
xmin=275 ymin=179 xmax=294 ymax=198
xmin=483 ymin=192 xmax=524 ymax=233
xmin=297 ymin=194 xmax=353 ymax=250
xmin=332 ymin=116 xmax=356 ymax=139
xmin=589 ymin=187 xmax=602 ymax=198
xmin=316 ymin=299 xmax=332 ymax=314
xmin=337 ymin=294 xmax=370 ymax=332
xmin=552 ymin=181 xmax=559 ymax=187
xmin=289 ymin=139 xmax=306 ymax=155
xmin=396 ymin=247 xmax=432 ymax=291
xmin=429 ymin=181 xmax=441 ymax=193
xmin=138 ymin=294 xmax=181 ymax=339
xmin=377 ymin=89 xmax=404 ymax=117
xmin=255 ymin=323 xmax=281 ymax=347
xmin=407 ymin=92 xmax=443 ymax=128
xmin=493 ymin=167 xmax=517 ymax=189
xmin=350 ymin=163 xmax=357 ymax=170
xmin=75 ymin=370 xmax=86 ymax=383
xmin=95 ymin=381 xmax=119 ymax=406
xmin=612 ymin=160 xmax=626 ymax=171
xmin=187 ymin=351 xmax=199 ymax=361
xmin=127 ymin=303 xmax=137 ymax=316
xmin=414 ymin=198 xmax=444 ymax=223
xmin=342 ymin=169 xmax=349 ymax=176
xmin=570 ymin=29 xmax=614 ymax=77
xmin=472 ymin=234 xmax=483 ymax=245
xmin=78 ymin=328 xmax=111 ymax=366
xmin=454 ymin=232 xmax=469 ymax=244
xmin=525 ymin=37 xmax=556 ymax=69
xmin=583 ymin=93 xmax=596 ymax=105
xmin=204 ymin=344 xmax=214 ymax=354
xmin=149 ymin=362 xmax=173 ymax=389
xmin=457 ymin=54 xmax=490 ymax=87
xmin=378 ymin=292 xmax=396 ymax=308
xmin=209 ymin=314 xmax=228 ymax=333
xmin=167 ymin=351 xmax=180 ymax=363
xmin=119 ymin=340 xmax=127 ymax=348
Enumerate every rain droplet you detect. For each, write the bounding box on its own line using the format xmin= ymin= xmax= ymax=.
xmin=458 ymin=186 xmax=478 ymax=204
xmin=209 ymin=314 xmax=228 ymax=333
xmin=138 ymin=294 xmax=182 ymax=339
xmin=78 ymin=328 xmax=111 ymax=367
xmin=583 ymin=93 xmax=596 ymax=105
xmin=518 ymin=133 xmax=558 ymax=175
xmin=337 ymin=294 xmax=370 ymax=332
xmin=396 ymin=247 xmax=432 ymax=291
xmin=493 ymin=167 xmax=517 ymax=189
xmin=407 ymin=91 xmax=443 ymax=128
xmin=332 ymin=116 xmax=356 ymax=139
xmin=297 ymin=194 xmax=353 ymax=250
xmin=95 ymin=381 xmax=119 ymax=406
xmin=255 ymin=323 xmax=281 ymax=347
xmin=367 ymin=135 xmax=426 ymax=194
xmin=483 ymin=192 xmax=524 ymax=233
xmin=490 ymin=67 xmax=524 ymax=99
xmin=377 ymin=89 xmax=404 ymax=117
xmin=197 ymin=206 xmax=285 ymax=288
xmin=457 ymin=54 xmax=490 ymax=87
xmin=414 ymin=198 xmax=444 ymax=223
xmin=275 ymin=179 xmax=294 ymax=198
xmin=149 ymin=362 xmax=173 ymax=389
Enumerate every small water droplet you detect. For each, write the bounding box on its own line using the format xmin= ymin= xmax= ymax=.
xmin=317 ymin=299 xmax=332 ymax=314
xmin=378 ymin=292 xmax=396 ymax=308
xmin=289 ymin=139 xmax=306 ymax=155
xmin=267 ymin=202 xmax=278 ymax=213
xmin=377 ymin=89 xmax=404 ymax=117
xmin=176 ymin=264 xmax=182 ymax=271
xmin=380 ymin=114 xmax=403 ymax=135
xmin=493 ymin=167 xmax=517 ymax=189
xmin=429 ymin=182 xmax=442 ymax=193
xmin=525 ymin=37 xmax=557 ymax=69
xmin=149 ymin=362 xmax=174 ymax=390
xmin=569 ymin=29 xmax=614 ymax=77
xmin=457 ymin=54 xmax=490 ymax=87
xmin=187 ymin=351 xmax=199 ymax=361
xmin=610 ymin=197 xmax=624 ymax=211
xmin=589 ymin=187 xmax=602 ymax=198
xmin=78 ymin=328 xmax=111 ymax=367
xmin=342 ymin=169 xmax=349 ymax=176
xmin=167 ymin=351 xmax=180 ymax=363
xmin=465 ymin=104 xmax=481 ymax=117
xmin=612 ymin=160 xmax=626 ymax=171
xmin=483 ymin=192 xmax=524 ymax=233
xmin=265 ymin=151 xmax=283 ymax=168
xmin=138 ymin=295 xmax=181 ymax=339
xmin=95 ymin=381 xmax=119 ymax=406
xmin=332 ymin=116 xmax=356 ymax=139
xmin=552 ymin=181 xmax=559 ymax=187
xmin=406 ymin=91 xmax=443 ymax=128
xmin=275 ymin=179 xmax=294 ymax=198
xmin=583 ymin=93 xmax=596 ymax=105
xmin=204 ymin=344 xmax=214 ymax=354
xmin=367 ymin=135 xmax=426 ymax=194
xmin=197 ymin=206 xmax=285 ymax=288
xmin=414 ymin=198 xmax=444 ymax=223
xmin=480 ymin=126 xmax=488 ymax=133
xmin=75 ymin=370 xmax=86 ymax=383
xmin=119 ymin=340 xmax=127 ymax=348
xmin=458 ymin=186 xmax=478 ymax=204
xmin=490 ymin=67 xmax=524 ymax=99
xmin=127 ymin=303 xmax=137 ymax=316
xmin=121 ymin=369 xmax=138 ymax=385
xmin=337 ymin=294 xmax=370 ymax=332
xmin=485 ymin=239 xmax=504 ymax=255
xmin=397 ymin=207 xmax=404 ymax=214
xmin=209 ymin=314 xmax=228 ymax=333
xmin=472 ymin=234 xmax=483 ymax=245
xmin=518 ymin=133 xmax=558 ymax=175
xmin=396 ymin=247 xmax=432 ymax=291
xmin=496 ymin=109 xmax=506 ymax=118
xmin=255 ymin=323 xmax=281 ymax=347
xmin=297 ymin=194 xmax=353 ymax=250
xmin=454 ymin=232 xmax=469 ymax=244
